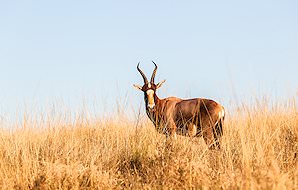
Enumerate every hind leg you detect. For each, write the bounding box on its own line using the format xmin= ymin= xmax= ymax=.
xmin=203 ymin=127 xmax=217 ymax=150
xmin=213 ymin=120 xmax=224 ymax=149
xmin=213 ymin=134 xmax=221 ymax=149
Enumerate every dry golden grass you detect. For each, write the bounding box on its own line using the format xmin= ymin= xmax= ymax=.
xmin=0 ymin=99 xmax=297 ymax=189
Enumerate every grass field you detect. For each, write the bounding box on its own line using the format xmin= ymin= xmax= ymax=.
xmin=0 ymin=99 xmax=297 ymax=189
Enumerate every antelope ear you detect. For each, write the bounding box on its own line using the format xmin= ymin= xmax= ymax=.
xmin=133 ymin=84 xmax=143 ymax=91
xmin=156 ymin=80 xmax=166 ymax=89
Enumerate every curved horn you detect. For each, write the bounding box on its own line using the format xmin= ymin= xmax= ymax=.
xmin=151 ymin=61 xmax=158 ymax=83
xmin=137 ymin=62 xmax=148 ymax=84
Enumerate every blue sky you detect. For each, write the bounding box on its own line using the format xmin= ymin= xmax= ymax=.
xmin=0 ymin=1 xmax=297 ymax=117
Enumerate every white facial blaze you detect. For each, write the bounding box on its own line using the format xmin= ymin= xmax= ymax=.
xmin=146 ymin=89 xmax=155 ymax=109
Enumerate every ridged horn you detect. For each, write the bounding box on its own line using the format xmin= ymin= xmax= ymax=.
xmin=137 ymin=62 xmax=148 ymax=84
xmin=151 ymin=61 xmax=158 ymax=83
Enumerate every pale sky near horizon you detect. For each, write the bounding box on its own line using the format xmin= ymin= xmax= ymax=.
xmin=0 ymin=1 xmax=298 ymax=119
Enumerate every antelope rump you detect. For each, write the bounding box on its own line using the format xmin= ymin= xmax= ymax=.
xmin=134 ymin=62 xmax=225 ymax=149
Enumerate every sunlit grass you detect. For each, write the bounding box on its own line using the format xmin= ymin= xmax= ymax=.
xmin=0 ymin=98 xmax=297 ymax=189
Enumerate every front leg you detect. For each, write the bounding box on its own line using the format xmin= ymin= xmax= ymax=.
xmin=165 ymin=118 xmax=177 ymax=140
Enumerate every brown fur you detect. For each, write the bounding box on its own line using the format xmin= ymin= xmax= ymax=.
xmin=147 ymin=94 xmax=225 ymax=149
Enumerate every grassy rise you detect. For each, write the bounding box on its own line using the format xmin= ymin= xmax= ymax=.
xmin=0 ymin=99 xmax=297 ymax=189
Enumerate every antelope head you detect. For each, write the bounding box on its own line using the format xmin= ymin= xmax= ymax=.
xmin=134 ymin=61 xmax=166 ymax=110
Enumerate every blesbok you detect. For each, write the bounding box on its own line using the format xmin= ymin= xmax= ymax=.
xmin=133 ymin=62 xmax=225 ymax=149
